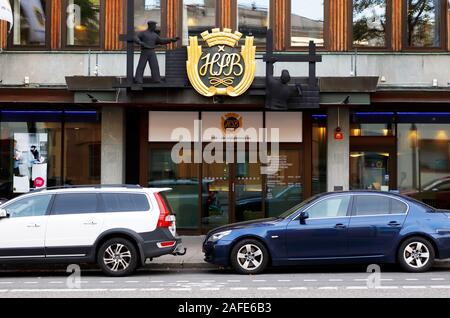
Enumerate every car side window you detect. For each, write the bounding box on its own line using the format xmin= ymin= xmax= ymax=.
xmin=4 ymin=195 xmax=52 ymax=218
xmin=390 ymin=198 xmax=408 ymax=214
xmin=52 ymin=193 xmax=98 ymax=215
xmin=305 ymin=196 xmax=351 ymax=219
xmin=353 ymin=195 xmax=407 ymax=216
xmin=100 ymin=193 xmax=150 ymax=212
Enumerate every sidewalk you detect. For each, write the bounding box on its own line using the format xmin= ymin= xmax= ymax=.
xmin=148 ymin=236 xmax=216 ymax=269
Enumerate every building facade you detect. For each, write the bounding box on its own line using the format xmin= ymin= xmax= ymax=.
xmin=1 ymin=0 xmax=450 ymax=234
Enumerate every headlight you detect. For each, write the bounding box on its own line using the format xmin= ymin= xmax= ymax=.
xmin=207 ymin=230 xmax=232 ymax=243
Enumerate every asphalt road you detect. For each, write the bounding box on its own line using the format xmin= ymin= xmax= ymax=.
xmin=1 ymin=265 xmax=450 ymax=298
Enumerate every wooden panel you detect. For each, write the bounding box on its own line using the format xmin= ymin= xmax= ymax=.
xmin=0 ymin=21 xmax=7 ymax=49
xmin=104 ymin=0 xmax=124 ymax=50
xmin=274 ymin=0 xmax=286 ymax=51
xmin=220 ymin=0 xmax=233 ymax=29
xmin=392 ymin=0 xmax=402 ymax=51
xmin=329 ymin=0 xmax=348 ymax=51
xmin=448 ymin=10 xmax=450 ymax=51
xmin=166 ymin=0 xmax=180 ymax=49
xmin=51 ymin=0 xmax=61 ymax=49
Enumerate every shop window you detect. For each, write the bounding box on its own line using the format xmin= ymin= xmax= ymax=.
xmin=290 ymin=0 xmax=325 ymax=47
xmin=405 ymin=0 xmax=444 ymax=48
xmin=0 ymin=120 xmax=62 ymax=198
xmin=64 ymin=0 xmax=101 ymax=47
xmin=398 ymin=123 xmax=450 ymax=209
xmin=312 ymin=115 xmax=327 ymax=195
xmin=266 ymin=147 xmax=304 ymax=217
xmin=148 ymin=147 xmax=200 ymax=229
xmin=352 ymin=0 xmax=388 ymax=48
xmin=237 ymin=0 xmax=270 ymax=45
xmin=135 ymin=0 xmax=162 ymax=32
xmin=182 ymin=0 xmax=217 ymax=46
xmin=350 ymin=123 xmax=396 ymax=136
xmin=64 ymin=122 xmax=101 ymax=185
xmin=0 ymin=110 xmax=101 ymax=200
xmin=10 ymin=0 xmax=49 ymax=47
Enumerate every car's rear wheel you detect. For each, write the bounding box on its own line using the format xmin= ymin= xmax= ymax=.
xmin=230 ymin=239 xmax=269 ymax=275
xmin=97 ymin=238 xmax=138 ymax=277
xmin=398 ymin=237 xmax=435 ymax=273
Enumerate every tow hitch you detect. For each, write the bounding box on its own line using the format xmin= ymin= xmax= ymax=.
xmin=173 ymin=244 xmax=187 ymax=256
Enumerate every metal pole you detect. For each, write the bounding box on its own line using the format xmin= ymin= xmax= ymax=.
xmin=126 ymin=0 xmax=135 ymax=85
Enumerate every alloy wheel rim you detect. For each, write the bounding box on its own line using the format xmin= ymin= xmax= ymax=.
xmin=103 ymin=243 xmax=132 ymax=272
xmin=403 ymin=242 xmax=430 ymax=269
xmin=237 ymin=244 xmax=263 ymax=271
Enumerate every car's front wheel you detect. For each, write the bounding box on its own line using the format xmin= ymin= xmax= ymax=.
xmin=97 ymin=238 xmax=139 ymax=277
xmin=398 ymin=237 xmax=435 ymax=273
xmin=230 ymin=239 xmax=269 ymax=275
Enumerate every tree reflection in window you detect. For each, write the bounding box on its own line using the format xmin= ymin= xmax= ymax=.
xmin=407 ymin=0 xmax=441 ymax=47
xmin=352 ymin=0 xmax=387 ymax=47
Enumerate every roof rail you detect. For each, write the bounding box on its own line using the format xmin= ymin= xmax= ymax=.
xmin=31 ymin=184 xmax=143 ymax=192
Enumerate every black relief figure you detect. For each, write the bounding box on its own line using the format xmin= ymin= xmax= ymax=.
xmin=134 ymin=21 xmax=179 ymax=84
xmin=266 ymin=70 xmax=302 ymax=110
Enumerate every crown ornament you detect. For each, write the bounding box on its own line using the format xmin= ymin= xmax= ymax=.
xmin=200 ymin=28 xmax=243 ymax=47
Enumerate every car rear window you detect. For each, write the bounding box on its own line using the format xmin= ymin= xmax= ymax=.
xmin=52 ymin=194 xmax=98 ymax=215
xmin=100 ymin=193 xmax=150 ymax=212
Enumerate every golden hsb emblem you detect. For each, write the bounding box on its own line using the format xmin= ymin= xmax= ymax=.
xmin=187 ymin=28 xmax=256 ymax=97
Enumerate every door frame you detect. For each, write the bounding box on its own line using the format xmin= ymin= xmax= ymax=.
xmin=350 ymin=136 xmax=398 ymax=191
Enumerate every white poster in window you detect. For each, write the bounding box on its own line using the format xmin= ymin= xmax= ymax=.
xmin=13 ymin=133 xmax=48 ymax=193
xmin=0 ymin=0 xmax=13 ymax=31
xmin=20 ymin=0 xmax=46 ymax=43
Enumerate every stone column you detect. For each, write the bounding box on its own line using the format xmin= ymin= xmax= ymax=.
xmin=101 ymin=106 xmax=125 ymax=184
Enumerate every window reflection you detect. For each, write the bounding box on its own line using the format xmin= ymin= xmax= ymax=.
xmin=237 ymin=0 xmax=269 ymax=45
xmin=399 ymin=124 xmax=450 ymax=209
xmin=406 ymin=0 xmax=442 ymax=47
xmin=66 ymin=0 xmax=100 ymax=46
xmin=182 ymin=0 xmax=216 ymax=46
xmin=135 ymin=0 xmax=161 ymax=32
xmin=148 ymin=147 xmax=200 ymax=229
xmin=12 ymin=0 xmax=47 ymax=46
xmin=291 ymin=0 xmax=324 ymax=47
xmin=353 ymin=0 xmax=387 ymax=47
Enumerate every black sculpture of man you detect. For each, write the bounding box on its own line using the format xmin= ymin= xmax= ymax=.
xmin=266 ymin=70 xmax=302 ymax=110
xmin=134 ymin=21 xmax=179 ymax=84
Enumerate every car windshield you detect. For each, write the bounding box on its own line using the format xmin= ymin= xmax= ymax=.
xmin=277 ymin=195 xmax=321 ymax=219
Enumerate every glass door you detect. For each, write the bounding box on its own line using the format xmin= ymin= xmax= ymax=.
xmin=201 ymin=161 xmax=231 ymax=230
xmin=234 ymin=147 xmax=264 ymax=223
xmin=350 ymin=148 xmax=396 ymax=191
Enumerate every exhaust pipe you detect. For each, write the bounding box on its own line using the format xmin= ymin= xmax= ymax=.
xmin=173 ymin=244 xmax=187 ymax=256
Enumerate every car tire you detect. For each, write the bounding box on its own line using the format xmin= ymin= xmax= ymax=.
xmin=230 ymin=239 xmax=269 ymax=275
xmin=397 ymin=237 xmax=435 ymax=273
xmin=97 ymin=238 xmax=139 ymax=277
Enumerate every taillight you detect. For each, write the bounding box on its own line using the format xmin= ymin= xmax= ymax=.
xmin=155 ymin=193 xmax=173 ymax=228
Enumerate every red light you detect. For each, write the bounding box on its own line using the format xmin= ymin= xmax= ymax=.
xmin=158 ymin=241 xmax=176 ymax=248
xmin=155 ymin=193 xmax=173 ymax=228
xmin=334 ymin=127 xmax=344 ymax=140
xmin=334 ymin=132 xmax=344 ymax=140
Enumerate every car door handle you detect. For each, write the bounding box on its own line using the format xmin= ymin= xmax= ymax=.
xmin=334 ymin=223 xmax=347 ymax=229
xmin=388 ymin=221 xmax=402 ymax=227
xmin=27 ymin=223 xmax=40 ymax=228
xmin=83 ymin=221 xmax=98 ymax=226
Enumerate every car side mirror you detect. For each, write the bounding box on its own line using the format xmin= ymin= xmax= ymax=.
xmin=299 ymin=212 xmax=309 ymax=224
xmin=0 ymin=209 xmax=9 ymax=219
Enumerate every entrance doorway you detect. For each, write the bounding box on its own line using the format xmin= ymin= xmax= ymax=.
xmin=350 ymin=138 xmax=397 ymax=191
xmin=147 ymin=144 xmax=304 ymax=233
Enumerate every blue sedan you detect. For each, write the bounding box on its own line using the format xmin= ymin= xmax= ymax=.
xmin=203 ymin=191 xmax=450 ymax=274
